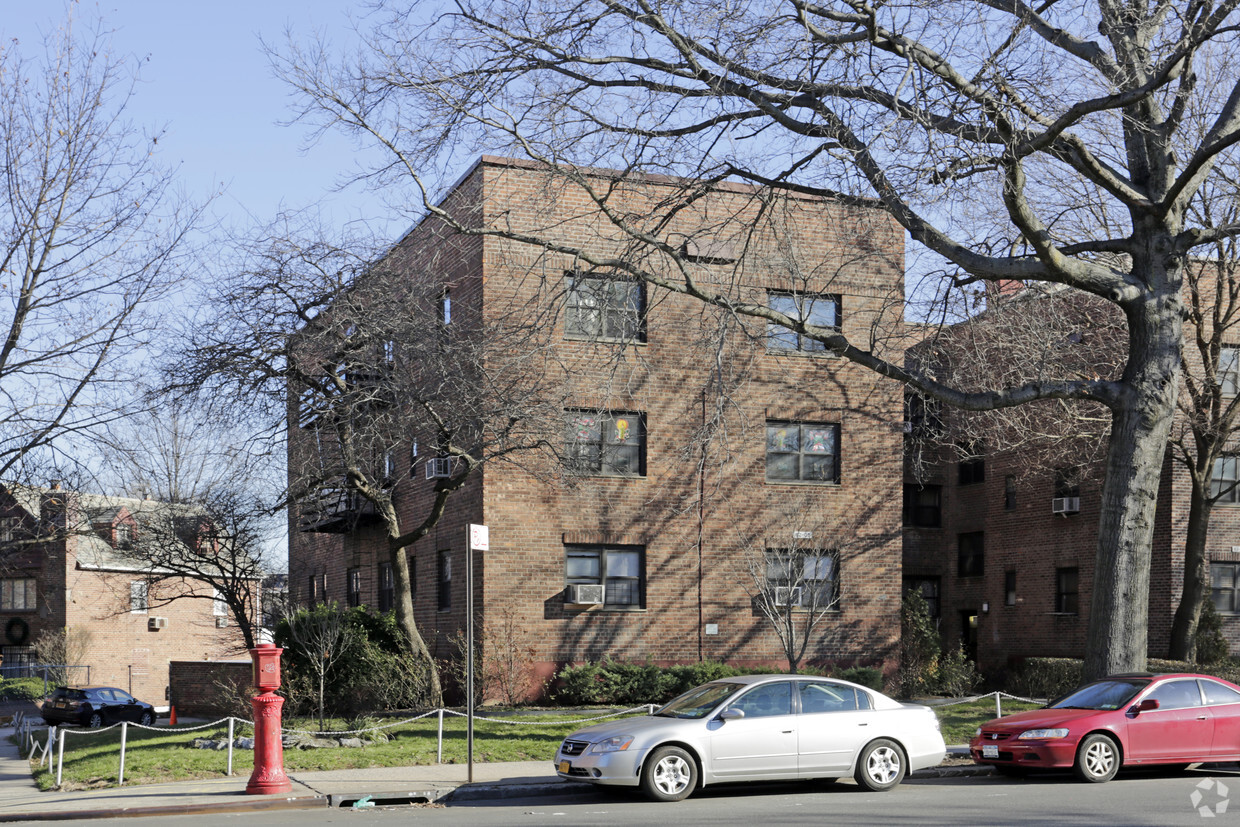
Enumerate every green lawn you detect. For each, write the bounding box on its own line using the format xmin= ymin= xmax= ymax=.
xmin=24 ymin=698 xmax=1041 ymax=790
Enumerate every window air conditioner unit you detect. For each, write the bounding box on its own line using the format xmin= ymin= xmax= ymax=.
xmin=564 ymin=584 xmax=605 ymax=605
xmin=148 ymin=617 xmax=167 ymax=631
xmin=774 ymin=586 xmax=803 ymax=607
xmin=425 ymin=457 xmax=453 ymax=479
xmin=215 ymin=616 xmax=229 ymax=628
xmin=1052 ymin=497 xmax=1081 ymax=515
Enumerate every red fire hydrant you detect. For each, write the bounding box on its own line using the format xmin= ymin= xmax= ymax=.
xmin=246 ymin=643 xmax=292 ymax=794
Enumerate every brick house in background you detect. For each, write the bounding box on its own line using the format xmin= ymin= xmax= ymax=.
xmin=0 ymin=484 xmax=248 ymax=702
xmin=289 ymin=157 xmax=908 ymax=691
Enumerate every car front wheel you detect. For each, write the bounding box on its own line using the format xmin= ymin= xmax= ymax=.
xmin=1074 ymin=733 xmax=1120 ymax=783
xmin=87 ymin=712 xmax=103 ymax=729
xmin=640 ymin=745 xmax=697 ymax=802
xmin=139 ymin=711 xmax=155 ymax=726
xmin=854 ymin=738 xmax=906 ymax=791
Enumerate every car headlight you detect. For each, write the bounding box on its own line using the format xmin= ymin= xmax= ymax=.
xmin=1018 ymin=728 xmax=1069 ymax=740
xmin=974 ymin=727 xmax=981 ymax=738
xmin=588 ymin=735 xmax=635 ymax=753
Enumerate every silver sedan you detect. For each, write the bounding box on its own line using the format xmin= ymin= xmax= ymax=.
xmin=554 ymin=674 xmax=946 ymax=801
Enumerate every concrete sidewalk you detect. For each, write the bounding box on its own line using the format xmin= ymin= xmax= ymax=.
xmin=0 ymin=725 xmax=983 ymax=822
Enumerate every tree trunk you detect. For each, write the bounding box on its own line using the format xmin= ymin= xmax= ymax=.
xmin=389 ymin=539 xmax=443 ymax=705
xmin=1083 ymin=276 xmax=1184 ymax=681
xmin=1168 ymin=481 xmax=1212 ymax=660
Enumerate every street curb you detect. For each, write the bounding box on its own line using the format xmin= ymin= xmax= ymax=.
xmin=0 ymin=794 xmax=329 ymax=822
xmin=445 ymin=780 xmax=597 ymax=802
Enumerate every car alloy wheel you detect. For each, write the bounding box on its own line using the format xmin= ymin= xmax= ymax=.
xmin=139 ymin=711 xmax=154 ymax=726
xmin=1074 ymin=733 xmax=1120 ymax=783
xmin=854 ymin=738 xmax=906 ymax=791
xmin=87 ymin=712 xmax=103 ymax=728
xmin=641 ymin=745 xmax=698 ymax=802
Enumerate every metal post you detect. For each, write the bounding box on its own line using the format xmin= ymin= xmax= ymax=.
xmin=466 ymin=540 xmax=474 ymax=784
xmin=437 ymin=708 xmax=444 ymax=764
xmin=227 ymin=718 xmax=235 ymax=776
xmin=55 ymin=729 xmax=63 ymax=786
xmin=118 ymin=722 xmax=127 ymax=785
xmin=996 ymin=692 xmax=1002 ymax=719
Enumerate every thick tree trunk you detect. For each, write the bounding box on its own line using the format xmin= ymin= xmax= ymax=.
xmin=390 ymin=539 xmax=443 ymax=705
xmin=1083 ymin=277 xmax=1184 ymax=681
xmin=1168 ymin=483 xmax=1212 ymax=660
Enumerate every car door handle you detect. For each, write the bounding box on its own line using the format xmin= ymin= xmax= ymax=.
xmin=1197 ymin=716 xmax=1208 ymax=721
xmin=858 ymin=722 xmax=868 ymax=726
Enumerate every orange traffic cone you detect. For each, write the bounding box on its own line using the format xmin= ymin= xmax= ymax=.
xmin=169 ymin=705 xmax=177 ymax=726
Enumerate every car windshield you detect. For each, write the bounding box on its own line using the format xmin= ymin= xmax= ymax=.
xmin=654 ymin=682 xmax=742 ymax=719
xmin=1049 ymin=679 xmax=1148 ymax=711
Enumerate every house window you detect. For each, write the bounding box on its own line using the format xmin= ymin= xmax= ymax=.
xmin=1211 ymin=455 xmax=1240 ymax=503
xmin=764 ymin=549 xmax=840 ymax=610
xmin=567 ymin=411 xmax=645 ymax=476
xmin=0 ymin=518 xmax=19 ymax=544
xmin=1004 ymin=475 xmax=1017 ymax=510
xmin=903 ymin=576 xmax=940 ymax=619
xmin=308 ymin=573 xmax=326 ymax=605
xmin=378 ymin=563 xmax=394 ymax=613
xmin=958 ymin=447 xmax=985 ymax=485
xmin=957 ymin=532 xmax=984 ymax=578
xmin=1054 ymin=468 xmax=1081 ymax=499
xmin=440 ymin=289 xmax=452 ymax=326
xmin=0 ymin=578 xmax=36 ymax=611
xmin=114 ymin=522 xmax=133 ymax=549
xmin=766 ymin=421 xmax=840 ymax=483
xmin=564 ymin=273 xmax=645 ymax=341
xmin=1056 ymin=567 xmax=1079 ymax=614
xmin=437 ymin=550 xmax=452 ymax=612
xmin=1005 ymin=570 xmax=1017 ymax=606
xmin=902 ymin=484 xmax=941 ymax=527
xmin=1221 ymin=347 xmax=1239 ymax=395
xmin=347 ymin=568 xmax=362 ymax=608
xmin=904 ymin=394 xmax=942 ymax=439
xmin=1212 ymin=563 xmax=1240 ymax=614
xmin=129 ymin=581 xmax=148 ymax=614
xmin=212 ymin=589 xmax=227 ymax=616
xmin=565 ymin=545 xmax=644 ymax=608
xmin=767 ymin=291 xmax=841 ymax=352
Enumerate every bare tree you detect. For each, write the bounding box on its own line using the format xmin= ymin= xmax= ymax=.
xmin=173 ymin=215 xmax=572 ymax=703
xmin=0 ymin=13 xmax=200 ymax=479
xmin=277 ymin=601 xmax=360 ymax=731
xmin=271 ymin=0 xmax=1240 ymax=679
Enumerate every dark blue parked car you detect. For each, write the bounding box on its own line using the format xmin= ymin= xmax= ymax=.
xmin=42 ymin=686 xmax=156 ymax=728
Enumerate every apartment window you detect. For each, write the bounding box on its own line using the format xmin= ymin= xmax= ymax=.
xmin=567 ymin=411 xmax=646 ymax=477
xmin=1211 ymin=455 xmax=1240 ymax=503
xmin=378 ymin=563 xmax=394 ymax=613
xmin=767 ymin=291 xmax=841 ymax=352
xmin=1212 ymin=563 xmax=1240 ymax=614
xmin=565 ymin=545 xmax=644 ymax=608
xmin=440 ymin=289 xmax=452 ymax=326
xmin=129 ymin=581 xmax=148 ymax=614
xmin=766 ymin=421 xmax=841 ymax=483
xmin=765 ymin=549 xmax=840 ymax=610
xmin=114 ymin=522 xmax=133 ymax=549
xmin=437 ymin=550 xmax=452 ymax=612
xmin=212 ymin=589 xmax=227 ymax=617
xmin=904 ymin=394 xmax=942 ymax=439
xmin=1005 ymin=570 xmax=1017 ymax=606
xmin=1004 ymin=475 xmax=1017 ymax=510
xmin=902 ymin=484 xmax=941 ymax=528
xmin=903 ymin=576 xmax=940 ymax=619
xmin=0 ymin=578 xmax=36 ymax=612
xmin=1221 ymin=347 xmax=1239 ymax=395
xmin=564 ymin=273 xmax=645 ymax=342
xmin=308 ymin=573 xmax=326 ymax=605
xmin=1055 ymin=567 xmax=1079 ymax=615
xmin=0 ymin=518 xmax=18 ymax=544
xmin=957 ymin=532 xmax=984 ymax=578
xmin=347 ymin=568 xmax=362 ymax=608
xmin=1054 ymin=468 xmax=1081 ymax=499
xmin=958 ymin=447 xmax=985 ymax=485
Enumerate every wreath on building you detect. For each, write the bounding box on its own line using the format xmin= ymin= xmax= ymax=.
xmin=4 ymin=617 xmax=29 ymax=645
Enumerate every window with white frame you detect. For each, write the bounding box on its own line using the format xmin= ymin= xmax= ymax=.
xmin=766 ymin=421 xmax=840 ymax=483
xmin=1211 ymin=454 xmax=1240 ymax=503
xmin=347 ymin=568 xmax=362 ymax=608
xmin=0 ymin=578 xmax=36 ymax=611
xmin=565 ymin=545 xmax=644 ymax=608
xmin=213 ymin=589 xmax=227 ymax=616
xmin=767 ymin=291 xmax=840 ymax=352
xmin=566 ymin=411 xmax=645 ymax=476
xmin=764 ymin=549 xmax=841 ymax=610
xmin=564 ymin=273 xmax=645 ymax=342
xmin=1221 ymin=346 xmax=1239 ymax=395
xmin=1213 ymin=562 xmax=1240 ymax=614
xmin=130 ymin=581 xmax=149 ymax=613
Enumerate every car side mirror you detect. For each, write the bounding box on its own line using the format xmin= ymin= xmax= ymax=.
xmin=1130 ymin=698 xmax=1159 ymax=715
xmin=718 ymin=708 xmax=745 ymax=722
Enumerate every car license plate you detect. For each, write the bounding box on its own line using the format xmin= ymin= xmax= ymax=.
xmin=558 ymin=760 xmax=571 ymax=774
xmin=982 ymin=744 xmax=999 ymax=759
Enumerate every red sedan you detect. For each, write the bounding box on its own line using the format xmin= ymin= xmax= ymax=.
xmin=971 ymin=672 xmax=1240 ymax=782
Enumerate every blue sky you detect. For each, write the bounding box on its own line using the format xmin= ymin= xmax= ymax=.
xmin=2 ymin=0 xmax=391 ymax=236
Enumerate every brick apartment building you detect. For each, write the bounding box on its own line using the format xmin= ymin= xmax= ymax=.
xmin=902 ymin=285 xmax=1240 ymax=676
xmin=289 ymin=157 xmax=908 ymax=688
xmin=0 ymin=484 xmax=248 ymax=701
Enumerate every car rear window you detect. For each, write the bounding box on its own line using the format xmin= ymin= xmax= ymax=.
xmin=52 ymin=688 xmax=86 ymax=700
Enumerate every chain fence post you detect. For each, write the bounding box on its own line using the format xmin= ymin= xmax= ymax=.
xmin=995 ymin=691 xmax=1002 ymax=719
xmin=437 ymin=708 xmax=444 ymax=764
xmin=55 ymin=728 xmax=64 ymax=786
xmin=118 ymin=722 xmax=127 ymax=785
xmin=227 ymin=717 xmax=235 ymax=776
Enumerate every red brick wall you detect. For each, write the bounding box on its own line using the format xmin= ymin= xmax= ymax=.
xmin=168 ymin=660 xmax=252 ymax=717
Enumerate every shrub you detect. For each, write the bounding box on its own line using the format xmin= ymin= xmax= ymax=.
xmin=555 ymin=662 xmax=608 ymax=705
xmin=897 ymin=590 xmax=941 ymax=697
xmin=0 ymin=677 xmax=45 ymax=702
xmin=1195 ymin=599 xmax=1230 ymax=665
xmin=1006 ymin=658 xmax=1083 ymax=700
xmin=935 ymin=644 xmax=982 ymax=697
xmin=831 ymin=666 xmax=884 ymax=692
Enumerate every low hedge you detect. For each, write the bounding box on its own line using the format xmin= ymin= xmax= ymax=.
xmin=552 ymin=659 xmax=884 ymax=706
xmin=0 ymin=677 xmax=45 ymax=702
xmin=1006 ymin=657 xmax=1240 ymax=700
